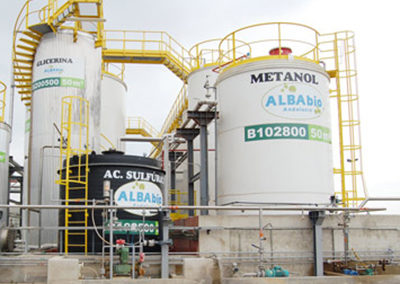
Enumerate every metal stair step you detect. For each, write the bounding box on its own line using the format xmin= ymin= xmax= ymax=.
xmin=14 ymin=59 xmax=33 ymax=65
xmin=15 ymin=78 xmax=31 ymax=83
xmin=20 ymin=38 xmax=39 ymax=47
xmin=13 ymin=65 xmax=32 ymax=71
xmin=16 ymin=84 xmax=32 ymax=89
xmin=16 ymin=44 xmax=36 ymax=53
xmin=15 ymin=52 xmax=34 ymax=59
xmin=14 ymin=72 xmax=32 ymax=77
xmin=22 ymin=31 xmax=42 ymax=41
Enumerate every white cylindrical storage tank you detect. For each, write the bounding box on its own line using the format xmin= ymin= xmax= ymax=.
xmin=29 ymin=30 xmax=101 ymax=246
xmin=216 ymin=58 xmax=333 ymax=207
xmin=0 ymin=81 xmax=10 ymax=229
xmin=100 ymin=73 xmax=127 ymax=152
xmin=0 ymin=122 xmax=11 ymax=228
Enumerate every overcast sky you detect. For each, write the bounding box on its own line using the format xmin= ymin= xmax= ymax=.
xmin=1 ymin=0 xmax=400 ymax=212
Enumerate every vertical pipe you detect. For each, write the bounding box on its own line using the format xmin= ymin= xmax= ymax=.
xmin=131 ymin=244 xmax=135 ymax=279
xmin=161 ymin=136 xmax=170 ymax=279
xmin=170 ymin=153 xmax=176 ymax=205
xmin=109 ymin=189 xmax=113 ymax=279
xmin=187 ymin=139 xmax=194 ymax=216
xmin=199 ymin=124 xmax=209 ymax=215
xmin=214 ymin=89 xmax=218 ymax=206
xmin=258 ymin=209 xmax=264 ymax=271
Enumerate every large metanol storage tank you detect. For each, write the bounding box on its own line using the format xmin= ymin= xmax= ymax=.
xmin=216 ymin=29 xmax=334 ymax=208
xmin=29 ymin=30 xmax=101 ymax=246
xmin=60 ymin=151 xmax=164 ymax=253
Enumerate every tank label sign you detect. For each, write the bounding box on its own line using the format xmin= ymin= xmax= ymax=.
xmin=245 ymin=123 xmax=331 ymax=144
xmin=251 ymin=72 xmax=319 ymax=85
xmin=104 ymin=220 xmax=159 ymax=236
xmin=262 ymin=83 xmax=325 ymax=119
xmin=0 ymin=151 xmax=5 ymax=163
xmin=32 ymin=57 xmax=84 ymax=91
xmin=114 ymin=181 xmax=163 ymax=217
xmin=103 ymin=170 xmax=164 ymax=184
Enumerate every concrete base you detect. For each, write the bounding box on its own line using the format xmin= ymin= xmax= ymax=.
xmin=183 ymin=258 xmax=221 ymax=284
xmin=47 ymin=256 xmax=80 ymax=282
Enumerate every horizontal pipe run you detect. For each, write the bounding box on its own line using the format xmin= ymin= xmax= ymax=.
xmin=0 ymin=204 xmax=385 ymax=212
xmin=359 ymin=197 xmax=400 ymax=208
xmin=120 ymin=137 xmax=163 ymax=142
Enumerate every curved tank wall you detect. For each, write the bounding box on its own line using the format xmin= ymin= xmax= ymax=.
xmin=186 ymin=66 xmax=218 ymax=206
xmin=28 ymin=30 xmax=102 ymax=246
xmin=21 ymin=109 xmax=30 ymax=243
xmin=216 ymin=59 xmax=333 ymax=208
xmin=59 ymin=151 xmax=164 ymax=252
xmin=0 ymin=122 xmax=11 ymax=228
xmin=100 ymin=73 xmax=127 ymax=152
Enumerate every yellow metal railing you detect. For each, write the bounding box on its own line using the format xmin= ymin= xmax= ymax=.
xmin=102 ymin=30 xmax=192 ymax=73
xmin=126 ymin=116 xmax=159 ymax=138
xmin=319 ymin=31 xmax=367 ymax=207
xmin=100 ymin=133 xmax=116 ymax=150
xmin=189 ymin=38 xmax=251 ymax=71
xmin=189 ymin=39 xmax=222 ymax=70
xmin=13 ymin=0 xmax=104 ymax=105
xmin=169 ymin=189 xmax=197 ymax=221
xmin=102 ymin=62 xmax=125 ymax=81
xmin=218 ymin=22 xmax=320 ymax=70
xmin=159 ymin=84 xmax=188 ymax=136
xmin=0 ymin=81 xmax=6 ymax=123
xmin=58 ymin=95 xmax=90 ymax=254
xmin=149 ymin=85 xmax=187 ymax=158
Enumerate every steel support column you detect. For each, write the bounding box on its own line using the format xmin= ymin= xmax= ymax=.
xmin=175 ymin=128 xmax=199 ymax=217
xmin=187 ymin=111 xmax=217 ymax=216
xmin=309 ymin=211 xmax=325 ymax=276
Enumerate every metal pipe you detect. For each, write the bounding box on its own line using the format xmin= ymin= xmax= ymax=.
xmin=131 ymin=244 xmax=135 ymax=279
xmin=0 ymin=204 xmax=385 ymax=212
xmin=187 ymin=138 xmax=194 ymax=216
xmin=120 ymin=137 xmax=163 ymax=142
xmin=214 ymin=89 xmax=218 ymax=206
xmin=199 ymin=123 xmax=209 ymax=215
xmin=359 ymin=197 xmax=400 ymax=208
xmin=258 ymin=209 xmax=264 ymax=271
xmin=109 ymin=190 xmax=114 ymax=279
xmin=161 ymin=135 xmax=170 ymax=279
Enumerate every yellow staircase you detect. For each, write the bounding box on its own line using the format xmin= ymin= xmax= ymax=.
xmin=57 ymin=96 xmax=90 ymax=254
xmin=126 ymin=117 xmax=161 ymax=147
xmin=319 ymin=31 xmax=367 ymax=207
xmin=13 ymin=0 xmax=104 ymax=106
xmin=102 ymin=30 xmax=191 ymax=83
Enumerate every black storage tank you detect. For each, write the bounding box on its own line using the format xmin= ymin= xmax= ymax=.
xmin=59 ymin=150 xmax=165 ymax=253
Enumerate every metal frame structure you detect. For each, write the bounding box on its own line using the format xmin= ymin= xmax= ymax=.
xmin=11 ymin=2 xmax=368 ymax=208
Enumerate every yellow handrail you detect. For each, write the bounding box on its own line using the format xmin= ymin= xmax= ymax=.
xmin=100 ymin=133 xmax=115 ymax=150
xmin=189 ymin=38 xmax=251 ymax=71
xmin=103 ymin=30 xmax=192 ymax=72
xmin=159 ymin=84 xmax=187 ymax=136
xmin=0 ymin=81 xmax=6 ymax=123
xmin=126 ymin=116 xmax=159 ymax=138
xmin=102 ymin=62 xmax=125 ymax=81
xmin=218 ymin=22 xmax=321 ymax=69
